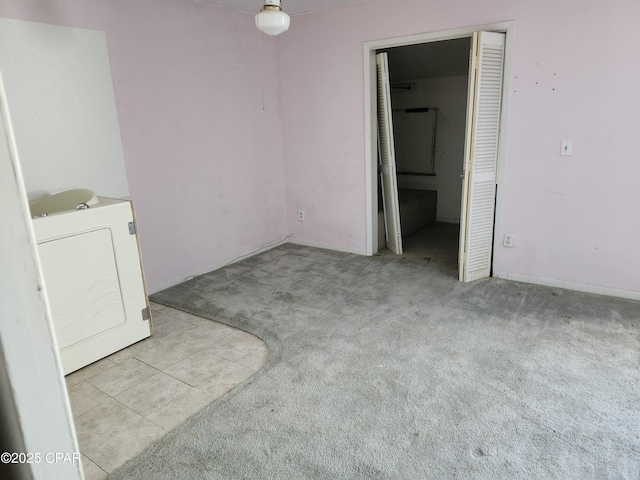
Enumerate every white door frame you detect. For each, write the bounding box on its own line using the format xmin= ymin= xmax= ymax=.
xmin=363 ymin=21 xmax=514 ymax=276
xmin=0 ymin=72 xmax=82 ymax=480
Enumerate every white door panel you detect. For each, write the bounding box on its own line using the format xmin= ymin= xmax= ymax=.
xmin=460 ymin=31 xmax=505 ymax=282
xmin=376 ymin=52 xmax=403 ymax=254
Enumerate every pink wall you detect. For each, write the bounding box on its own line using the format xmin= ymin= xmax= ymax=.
xmin=3 ymin=0 xmax=638 ymax=295
xmin=1 ymin=0 xmax=287 ymax=291
xmin=279 ymin=0 xmax=640 ymax=293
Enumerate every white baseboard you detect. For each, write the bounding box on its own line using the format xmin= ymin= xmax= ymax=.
xmin=146 ymin=236 xmax=290 ymax=295
xmin=496 ymin=271 xmax=640 ymax=302
xmin=288 ymin=237 xmax=367 ymax=256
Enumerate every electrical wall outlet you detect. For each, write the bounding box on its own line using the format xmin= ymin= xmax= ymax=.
xmin=503 ymin=233 xmax=514 ymax=248
xmin=298 ymin=209 xmax=305 ymax=221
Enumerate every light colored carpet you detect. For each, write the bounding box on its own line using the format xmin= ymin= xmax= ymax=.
xmin=111 ymin=244 xmax=639 ymax=479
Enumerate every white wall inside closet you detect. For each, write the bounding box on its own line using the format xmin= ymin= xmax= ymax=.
xmin=390 ymin=75 xmax=468 ymax=223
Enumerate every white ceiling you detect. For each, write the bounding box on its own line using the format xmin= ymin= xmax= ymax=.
xmin=197 ymin=0 xmax=371 ymax=15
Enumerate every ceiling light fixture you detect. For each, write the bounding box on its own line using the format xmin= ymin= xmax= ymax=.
xmin=255 ymin=0 xmax=290 ymax=36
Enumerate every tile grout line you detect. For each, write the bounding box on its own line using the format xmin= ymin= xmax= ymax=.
xmin=81 ymin=452 xmax=108 ymax=477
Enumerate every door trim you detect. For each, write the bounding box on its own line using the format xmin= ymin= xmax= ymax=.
xmin=363 ymin=21 xmax=514 ymax=277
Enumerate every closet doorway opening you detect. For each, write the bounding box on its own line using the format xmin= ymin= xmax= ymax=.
xmin=376 ymin=37 xmax=470 ymax=267
xmin=364 ymin=23 xmax=512 ymax=282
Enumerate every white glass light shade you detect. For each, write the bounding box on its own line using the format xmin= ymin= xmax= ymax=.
xmin=255 ymin=9 xmax=290 ymax=36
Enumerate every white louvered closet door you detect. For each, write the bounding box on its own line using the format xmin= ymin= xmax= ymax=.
xmin=376 ymin=52 xmax=403 ymax=254
xmin=459 ymin=32 xmax=505 ymax=282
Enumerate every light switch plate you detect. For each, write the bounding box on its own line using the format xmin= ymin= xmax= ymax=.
xmin=561 ymin=140 xmax=573 ymax=156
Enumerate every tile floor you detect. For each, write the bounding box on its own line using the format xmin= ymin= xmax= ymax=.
xmin=66 ymin=302 xmax=268 ymax=480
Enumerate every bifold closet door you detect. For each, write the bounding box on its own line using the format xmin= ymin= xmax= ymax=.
xmin=376 ymin=52 xmax=403 ymax=254
xmin=459 ymin=31 xmax=506 ymax=282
